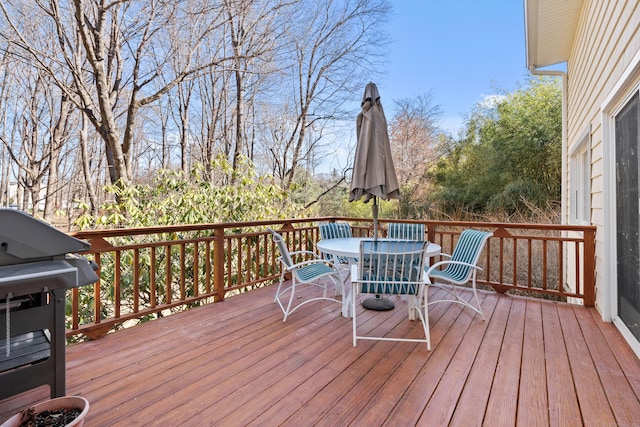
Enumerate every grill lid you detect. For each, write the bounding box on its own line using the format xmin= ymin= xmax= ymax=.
xmin=0 ymin=209 xmax=90 ymax=266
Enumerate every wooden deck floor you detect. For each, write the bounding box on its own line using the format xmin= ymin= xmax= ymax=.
xmin=2 ymin=283 xmax=640 ymax=426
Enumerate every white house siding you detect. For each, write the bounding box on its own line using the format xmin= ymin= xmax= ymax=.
xmin=566 ymin=0 xmax=640 ymax=327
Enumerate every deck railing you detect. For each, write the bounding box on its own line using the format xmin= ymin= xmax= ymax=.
xmin=68 ymin=218 xmax=596 ymax=340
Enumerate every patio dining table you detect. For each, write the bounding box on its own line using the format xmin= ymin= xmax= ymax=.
xmin=316 ymin=238 xmax=441 ymax=317
xmin=317 ymin=237 xmax=441 ymax=260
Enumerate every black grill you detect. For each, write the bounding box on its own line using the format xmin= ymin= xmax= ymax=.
xmin=0 ymin=209 xmax=98 ymax=400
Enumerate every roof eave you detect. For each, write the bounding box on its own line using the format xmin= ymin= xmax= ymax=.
xmin=524 ymin=0 xmax=583 ymax=70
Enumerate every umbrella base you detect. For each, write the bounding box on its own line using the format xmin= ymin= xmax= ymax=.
xmin=362 ymin=296 xmax=395 ymax=311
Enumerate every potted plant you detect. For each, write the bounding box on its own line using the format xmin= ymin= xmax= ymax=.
xmin=0 ymin=396 xmax=89 ymax=427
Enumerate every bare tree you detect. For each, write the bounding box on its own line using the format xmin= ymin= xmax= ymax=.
xmin=0 ymin=60 xmax=77 ymax=219
xmin=0 ymin=0 xmax=395 ymax=218
xmin=263 ymin=0 xmax=390 ymax=190
xmin=194 ymin=69 xmax=231 ymax=182
xmin=43 ymin=93 xmax=75 ymax=221
xmin=222 ymin=0 xmax=289 ymax=180
xmin=0 ymin=0 xmax=231 ymax=186
xmin=0 ymin=46 xmax=13 ymax=207
xmin=78 ymin=113 xmax=99 ymax=216
xmin=389 ymin=92 xmax=443 ymax=218
xmin=389 ymin=92 xmax=442 ymax=185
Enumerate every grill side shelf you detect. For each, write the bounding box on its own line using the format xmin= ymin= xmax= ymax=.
xmin=0 ymin=260 xmax=79 ymax=299
xmin=0 ymin=330 xmax=51 ymax=372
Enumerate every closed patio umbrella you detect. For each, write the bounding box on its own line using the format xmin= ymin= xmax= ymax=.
xmin=349 ymin=82 xmax=401 ymax=311
xmin=349 ymin=82 xmax=400 ymax=238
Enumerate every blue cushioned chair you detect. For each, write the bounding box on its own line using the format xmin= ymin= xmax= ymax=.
xmin=318 ymin=222 xmax=354 ymax=271
xmin=387 ymin=222 xmax=426 ymax=241
xmin=269 ymin=229 xmax=344 ymax=322
xmin=426 ymin=229 xmax=493 ymax=319
xmin=351 ymin=240 xmax=431 ymax=349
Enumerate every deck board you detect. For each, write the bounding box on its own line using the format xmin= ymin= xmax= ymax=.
xmin=2 ymin=283 xmax=640 ymax=426
xmin=591 ymin=309 xmax=640 ymax=401
xmin=484 ymin=295 xmax=526 ymax=426
xmin=574 ymin=305 xmax=640 ymax=426
xmin=519 ymin=299 xmax=549 ymax=426
xmin=558 ymin=303 xmax=619 ymax=426
xmin=540 ymin=300 xmax=582 ymax=426
xmin=384 ymin=293 xmax=478 ymax=425
xmin=448 ymin=294 xmax=509 ymax=426
xmin=419 ymin=293 xmax=498 ymax=426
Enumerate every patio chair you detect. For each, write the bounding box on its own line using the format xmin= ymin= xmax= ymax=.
xmin=269 ymin=229 xmax=344 ymax=322
xmin=384 ymin=223 xmax=428 ymax=309
xmin=425 ymin=229 xmax=493 ymax=319
xmin=318 ymin=222 xmax=354 ymax=272
xmin=387 ymin=222 xmax=426 ymax=241
xmin=319 ymin=222 xmax=353 ymax=240
xmin=351 ymin=240 xmax=431 ymax=349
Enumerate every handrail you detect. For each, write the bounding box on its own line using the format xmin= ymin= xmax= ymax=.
xmin=67 ymin=217 xmax=596 ymax=340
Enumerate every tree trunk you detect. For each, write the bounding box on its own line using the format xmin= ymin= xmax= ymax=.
xmin=79 ymin=115 xmax=99 ymax=216
xmin=44 ymin=95 xmax=73 ymax=222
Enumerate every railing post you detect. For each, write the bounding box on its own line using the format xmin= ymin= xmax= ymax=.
xmin=426 ymin=222 xmax=437 ymax=244
xmin=213 ymin=226 xmax=225 ymax=302
xmin=583 ymin=228 xmax=596 ymax=307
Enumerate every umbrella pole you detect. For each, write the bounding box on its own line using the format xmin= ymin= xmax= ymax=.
xmin=372 ymin=196 xmax=378 ymax=240
xmin=363 ymin=195 xmax=395 ymax=311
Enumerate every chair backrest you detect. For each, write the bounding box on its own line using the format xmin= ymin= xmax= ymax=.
xmin=442 ymin=229 xmax=493 ymax=281
xmin=357 ymin=240 xmax=428 ymax=296
xmin=318 ymin=222 xmax=353 ymax=240
xmin=268 ymin=229 xmax=294 ymax=269
xmin=387 ymin=223 xmax=426 ymax=241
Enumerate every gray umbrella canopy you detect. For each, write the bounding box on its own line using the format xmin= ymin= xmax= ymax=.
xmin=349 ymin=82 xmax=400 ymax=238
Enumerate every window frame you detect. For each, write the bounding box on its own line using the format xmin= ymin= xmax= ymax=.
xmin=569 ymin=125 xmax=591 ymax=225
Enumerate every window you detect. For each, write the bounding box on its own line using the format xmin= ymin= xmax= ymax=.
xmin=569 ymin=127 xmax=591 ymax=224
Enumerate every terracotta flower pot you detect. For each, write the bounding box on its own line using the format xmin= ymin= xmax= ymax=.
xmin=1 ymin=396 xmax=89 ymax=427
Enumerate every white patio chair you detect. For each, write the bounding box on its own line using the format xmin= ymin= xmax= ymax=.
xmin=426 ymin=229 xmax=493 ymax=319
xmin=387 ymin=222 xmax=426 ymax=241
xmin=386 ymin=223 xmax=428 ymax=307
xmin=351 ymin=240 xmax=431 ymax=350
xmin=318 ymin=222 xmax=354 ymax=274
xmin=269 ymin=229 xmax=344 ymax=322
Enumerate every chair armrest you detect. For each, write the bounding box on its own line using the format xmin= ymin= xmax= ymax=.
xmin=425 ymin=260 xmax=483 ymax=276
xmin=289 ymin=258 xmax=338 ymax=271
xmin=288 ymin=250 xmax=322 ymax=265
xmin=289 ymin=250 xmax=320 ymax=259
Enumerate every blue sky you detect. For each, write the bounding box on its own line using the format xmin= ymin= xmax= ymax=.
xmin=377 ymin=0 xmax=530 ymax=135
xmin=321 ymin=0 xmax=531 ymax=173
